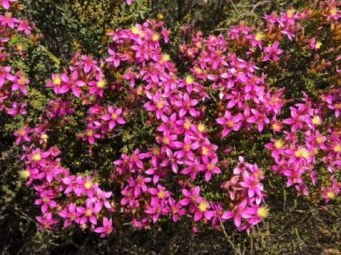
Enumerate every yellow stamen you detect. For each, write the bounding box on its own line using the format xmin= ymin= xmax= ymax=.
xmin=198 ymin=201 xmax=209 ymax=212
xmin=157 ymin=190 xmax=166 ymax=199
xmin=295 ymin=148 xmax=310 ymax=159
xmin=32 ymin=153 xmax=41 ymax=162
xmin=185 ymin=75 xmax=194 ymax=85
xmin=255 ymin=32 xmax=264 ymax=41
xmin=152 ymin=33 xmax=160 ymax=42
xmin=20 ymin=170 xmax=30 ymax=179
xmin=334 ymin=144 xmax=341 ymax=153
xmin=184 ymin=119 xmax=191 ymax=130
xmin=84 ymin=181 xmax=93 ymax=189
xmin=274 ymin=139 xmax=284 ymax=149
xmin=327 ymin=191 xmax=336 ymax=199
xmin=97 ymin=79 xmax=106 ymax=89
xmin=257 ymin=206 xmax=270 ymax=218
xmin=53 ymin=75 xmax=61 ymax=86
xmin=287 ymin=9 xmax=295 ymax=18
xmin=316 ymin=41 xmax=322 ymax=49
xmin=197 ymin=123 xmax=206 ymax=133
xmin=312 ymin=116 xmax=322 ymax=125
xmin=85 ymin=209 xmax=92 ymax=217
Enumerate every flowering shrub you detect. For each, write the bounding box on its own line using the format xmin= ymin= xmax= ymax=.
xmin=1 ymin=0 xmax=340 ymax=245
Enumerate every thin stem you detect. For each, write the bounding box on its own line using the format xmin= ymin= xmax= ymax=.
xmin=219 ymin=218 xmax=242 ymax=255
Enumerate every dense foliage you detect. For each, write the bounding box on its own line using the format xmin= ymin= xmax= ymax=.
xmin=0 ymin=0 xmax=340 ymax=254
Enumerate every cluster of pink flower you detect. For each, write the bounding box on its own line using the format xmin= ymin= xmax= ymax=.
xmin=265 ymin=96 xmax=341 ymax=201
xmin=180 ymin=29 xmax=286 ymax=135
xmin=82 ymin=105 xmax=125 ymax=144
xmin=6 ymin=0 xmax=340 ymax=238
xmin=0 ymin=0 xmax=31 ymax=116
xmin=221 ymin=156 xmax=267 ymax=232
xmin=17 ymin=141 xmax=114 ymax=236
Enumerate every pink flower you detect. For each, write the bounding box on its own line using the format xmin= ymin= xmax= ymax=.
xmin=0 ymin=0 xmax=16 ymax=9
xmin=95 ymin=217 xmax=113 ymax=237
xmin=193 ymin=198 xmax=215 ymax=222
xmin=101 ymin=107 xmax=125 ymax=130
xmin=59 ymin=203 xmax=79 ymax=228
xmin=263 ymin=41 xmax=283 ymax=62
xmin=173 ymin=93 xmax=199 ymax=118
xmin=76 ymin=199 xmax=102 ymax=225
xmin=216 ymin=111 xmax=243 ymax=137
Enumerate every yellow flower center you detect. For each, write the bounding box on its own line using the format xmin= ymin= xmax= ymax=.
xmin=18 ymin=128 xmax=25 ymax=136
xmin=184 ymin=119 xmax=192 ymax=130
xmin=84 ymin=181 xmax=93 ymax=189
xmin=202 ymin=146 xmax=209 ymax=156
xmin=198 ymin=201 xmax=209 ymax=212
xmin=295 ymin=148 xmax=310 ymax=159
xmin=327 ymin=191 xmax=336 ymax=199
xmin=287 ymin=9 xmax=295 ymax=18
xmin=111 ymin=113 xmax=118 ymax=120
xmin=316 ymin=136 xmax=324 ymax=144
xmin=32 ymin=153 xmax=41 ymax=162
xmin=312 ymin=116 xmax=322 ymax=125
xmin=152 ymin=33 xmax=160 ymax=42
xmin=160 ymin=54 xmax=170 ymax=63
xmin=85 ymin=209 xmax=92 ymax=217
xmin=330 ymin=7 xmax=337 ymax=16
xmin=41 ymin=134 xmax=48 ymax=142
xmin=53 ymin=75 xmax=61 ymax=85
xmin=156 ymin=100 xmax=164 ymax=110
xmin=19 ymin=76 xmax=28 ymax=85
xmin=157 ymin=190 xmax=166 ymax=199
xmin=131 ymin=26 xmax=140 ymax=35
xmin=163 ymin=137 xmax=170 ymax=145
xmin=272 ymin=122 xmax=281 ymax=131
xmin=152 ymin=147 xmax=160 ymax=156
xmin=255 ymin=32 xmax=264 ymax=41
xmin=257 ymin=206 xmax=270 ymax=218
xmin=86 ymin=130 xmax=94 ymax=137
xmin=20 ymin=170 xmax=30 ymax=179
xmin=207 ymin=163 xmax=215 ymax=171
xmin=274 ymin=139 xmax=284 ymax=149
xmin=334 ymin=144 xmax=341 ymax=153
xmin=227 ymin=120 xmax=234 ymax=128
xmin=316 ymin=41 xmax=322 ymax=49
xmin=184 ymin=144 xmax=191 ymax=152
xmin=185 ymin=75 xmax=194 ymax=85
xmin=197 ymin=123 xmax=206 ymax=133
xmin=97 ymin=79 xmax=106 ymax=89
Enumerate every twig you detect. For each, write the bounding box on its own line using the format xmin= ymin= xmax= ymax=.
xmin=229 ymin=0 xmax=239 ymax=14
xmin=219 ymin=218 xmax=242 ymax=255
xmin=251 ymin=1 xmax=270 ymax=13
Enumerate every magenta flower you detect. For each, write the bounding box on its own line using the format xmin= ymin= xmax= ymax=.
xmin=216 ymin=111 xmax=243 ymax=137
xmin=168 ymin=198 xmax=186 ymax=222
xmin=14 ymin=125 xmax=31 ymax=145
xmin=101 ymin=107 xmax=125 ymax=130
xmin=193 ymin=198 xmax=215 ymax=222
xmin=263 ymin=41 xmax=283 ymax=62
xmin=36 ymin=212 xmax=57 ymax=230
xmin=173 ymin=93 xmax=199 ymax=117
xmin=0 ymin=0 xmax=16 ymax=9
xmin=35 ymin=191 xmax=58 ymax=214
xmin=17 ymin=19 xmax=31 ymax=36
xmin=76 ymin=199 xmax=102 ymax=225
xmin=59 ymin=203 xmax=79 ymax=228
xmin=174 ymin=135 xmax=200 ymax=160
xmin=223 ymin=200 xmax=253 ymax=228
xmin=10 ymin=71 xmax=29 ymax=95
xmin=46 ymin=73 xmax=70 ymax=94
xmin=95 ymin=217 xmax=113 ymax=237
